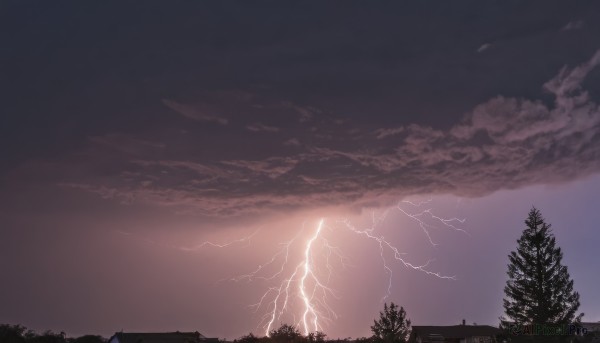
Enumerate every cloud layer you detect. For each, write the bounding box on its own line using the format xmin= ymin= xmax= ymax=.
xmin=60 ymin=51 xmax=600 ymax=217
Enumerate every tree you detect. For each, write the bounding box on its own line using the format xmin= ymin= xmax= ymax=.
xmin=26 ymin=330 xmax=67 ymax=343
xmin=236 ymin=333 xmax=261 ymax=343
xmin=269 ymin=324 xmax=302 ymax=343
xmin=306 ymin=332 xmax=326 ymax=343
xmin=503 ymin=207 xmax=583 ymax=326
xmin=371 ymin=302 xmax=411 ymax=343
xmin=0 ymin=324 xmax=27 ymax=343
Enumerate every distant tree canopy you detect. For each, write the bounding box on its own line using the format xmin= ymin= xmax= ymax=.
xmin=0 ymin=324 xmax=27 ymax=343
xmin=236 ymin=332 xmax=261 ymax=343
xmin=234 ymin=324 xmax=327 ymax=343
xmin=370 ymin=303 xmax=411 ymax=343
xmin=306 ymin=331 xmax=326 ymax=343
xmin=0 ymin=325 xmax=106 ymax=343
xmin=26 ymin=331 xmax=67 ymax=343
xmin=269 ymin=324 xmax=302 ymax=343
xmin=503 ymin=207 xmax=583 ymax=326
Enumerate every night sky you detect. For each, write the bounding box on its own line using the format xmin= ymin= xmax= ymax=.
xmin=1 ymin=1 xmax=600 ymax=340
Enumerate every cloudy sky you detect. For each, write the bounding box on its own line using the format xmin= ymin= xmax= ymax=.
xmin=2 ymin=1 xmax=600 ymax=340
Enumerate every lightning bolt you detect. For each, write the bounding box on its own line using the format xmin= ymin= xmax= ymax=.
xmin=119 ymin=199 xmax=465 ymax=336
xmin=227 ymin=198 xmax=466 ymax=337
xmin=299 ymin=218 xmax=324 ymax=335
xmin=242 ymin=219 xmax=338 ymax=336
xmin=119 ymin=198 xmax=464 ymax=336
xmin=179 ymin=229 xmax=260 ymax=251
xmin=112 ymin=228 xmax=259 ymax=252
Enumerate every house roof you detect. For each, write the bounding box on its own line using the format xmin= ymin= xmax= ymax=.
xmin=410 ymin=325 xmax=502 ymax=339
xmin=109 ymin=332 xmax=215 ymax=343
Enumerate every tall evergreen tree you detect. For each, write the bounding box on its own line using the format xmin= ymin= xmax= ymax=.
xmin=503 ymin=207 xmax=583 ymax=326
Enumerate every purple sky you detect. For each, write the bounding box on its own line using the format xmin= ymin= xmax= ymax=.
xmin=1 ymin=1 xmax=600 ymax=340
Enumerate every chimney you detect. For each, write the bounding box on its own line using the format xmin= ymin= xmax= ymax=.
xmin=462 ymin=319 xmax=466 ymax=326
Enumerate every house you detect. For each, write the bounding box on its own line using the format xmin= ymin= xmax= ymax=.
xmin=581 ymin=322 xmax=600 ymax=333
xmin=409 ymin=324 xmax=502 ymax=343
xmin=108 ymin=331 xmax=219 ymax=343
xmin=581 ymin=322 xmax=600 ymax=342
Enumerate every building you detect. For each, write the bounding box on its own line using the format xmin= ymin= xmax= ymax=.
xmin=581 ymin=322 xmax=600 ymax=342
xmin=108 ymin=331 xmax=219 ymax=343
xmin=581 ymin=322 xmax=600 ymax=333
xmin=409 ymin=324 xmax=502 ymax=343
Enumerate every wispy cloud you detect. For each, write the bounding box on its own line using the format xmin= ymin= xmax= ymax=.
xmin=374 ymin=127 xmax=404 ymax=139
xmin=221 ymin=157 xmax=298 ymax=179
xmin=246 ymin=123 xmax=280 ymax=133
xmin=284 ymin=138 xmax=301 ymax=146
xmin=162 ymin=99 xmax=229 ymax=125
xmin=281 ymin=101 xmax=316 ymax=123
xmin=477 ymin=43 xmax=491 ymax=53
xmin=561 ymin=20 xmax=584 ymax=31
xmin=88 ymin=134 xmax=165 ymax=155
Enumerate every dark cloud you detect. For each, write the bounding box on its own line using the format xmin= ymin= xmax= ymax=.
xmin=54 ymin=51 xmax=600 ymax=217
xmin=2 ymin=1 xmax=600 ymax=219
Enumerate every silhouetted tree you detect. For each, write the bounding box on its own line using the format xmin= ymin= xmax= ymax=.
xmin=1 ymin=325 xmax=107 ymax=343
xmin=269 ymin=324 xmax=303 ymax=343
xmin=0 ymin=324 xmax=27 ymax=343
xmin=26 ymin=330 xmax=67 ymax=343
xmin=503 ymin=207 xmax=583 ymax=327
xmin=371 ymin=302 xmax=411 ymax=343
xmin=306 ymin=331 xmax=326 ymax=343
xmin=236 ymin=333 xmax=261 ymax=343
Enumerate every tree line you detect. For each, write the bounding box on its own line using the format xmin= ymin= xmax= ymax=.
xmin=0 ymin=324 xmax=105 ymax=343
xmin=0 ymin=302 xmax=409 ymax=343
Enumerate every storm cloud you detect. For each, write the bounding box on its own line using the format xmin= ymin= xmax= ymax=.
xmin=59 ymin=51 xmax=600 ymax=217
